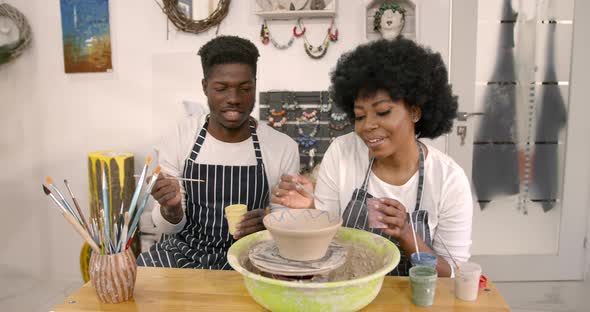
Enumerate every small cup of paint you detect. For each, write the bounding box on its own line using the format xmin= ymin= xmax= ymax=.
xmin=410 ymin=252 xmax=438 ymax=269
xmin=455 ymin=261 xmax=482 ymax=301
xmin=225 ymin=204 xmax=247 ymax=235
xmin=409 ymin=265 xmax=438 ymax=307
xmin=366 ymin=198 xmax=387 ymax=229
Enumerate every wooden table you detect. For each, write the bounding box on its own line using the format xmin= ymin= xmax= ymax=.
xmin=52 ymin=267 xmax=510 ymax=311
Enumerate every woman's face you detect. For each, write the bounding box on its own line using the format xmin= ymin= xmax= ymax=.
xmin=353 ymin=89 xmax=418 ymax=159
xmin=380 ymin=9 xmax=403 ymax=32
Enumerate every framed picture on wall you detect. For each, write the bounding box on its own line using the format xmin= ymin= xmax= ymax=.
xmin=59 ymin=0 xmax=113 ymax=73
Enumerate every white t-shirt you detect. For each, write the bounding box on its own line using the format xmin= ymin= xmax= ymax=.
xmin=144 ymin=114 xmax=300 ymax=240
xmin=315 ymin=132 xmax=473 ymax=266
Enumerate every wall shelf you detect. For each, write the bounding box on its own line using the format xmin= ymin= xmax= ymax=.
xmin=255 ymin=9 xmax=336 ymax=20
xmin=255 ymin=0 xmax=337 ymax=20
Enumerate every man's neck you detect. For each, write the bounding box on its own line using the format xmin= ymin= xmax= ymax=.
xmin=207 ymin=118 xmax=252 ymax=143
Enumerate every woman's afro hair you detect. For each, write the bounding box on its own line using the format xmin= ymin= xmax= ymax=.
xmin=329 ymin=37 xmax=458 ymax=138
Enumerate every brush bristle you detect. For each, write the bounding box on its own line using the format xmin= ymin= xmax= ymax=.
xmin=46 ymin=176 xmax=53 ymax=184
xmin=155 ymin=165 xmax=161 ymax=174
xmin=42 ymin=184 xmax=51 ymax=195
xmin=146 ymin=155 xmax=152 ymax=164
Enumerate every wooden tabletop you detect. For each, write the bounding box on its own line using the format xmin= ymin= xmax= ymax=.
xmin=52 ymin=267 xmax=510 ymax=311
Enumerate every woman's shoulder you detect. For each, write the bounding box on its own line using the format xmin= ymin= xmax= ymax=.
xmin=423 ymin=143 xmax=470 ymax=185
xmin=323 ymin=133 xmax=370 ymax=169
xmin=330 ymin=132 xmax=367 ymax=153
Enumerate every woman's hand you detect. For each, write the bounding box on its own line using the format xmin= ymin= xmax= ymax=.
xmin=233 ymin=208 xmax=267 ymax=240
xmin=375 ymin=198 xmax=411 ymax=240
xmin=270 ymin=174 xmax=315 ymax=209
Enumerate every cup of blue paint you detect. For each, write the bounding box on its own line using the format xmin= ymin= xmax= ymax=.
xmin=411 ymin=252 xmax=437 ymax=268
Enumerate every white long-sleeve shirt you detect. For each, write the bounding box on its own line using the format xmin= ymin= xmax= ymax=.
xmin=314 ymin=132 xmax=473 ymax=267
xmin=141 ymin=114 xmax=300 ymax=245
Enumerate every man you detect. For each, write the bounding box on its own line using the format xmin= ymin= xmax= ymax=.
xmin=137 ymin=36 xmax=299 ymax=269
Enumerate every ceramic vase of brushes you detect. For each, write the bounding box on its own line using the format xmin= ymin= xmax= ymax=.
xmin=89 ymin=248 xmax=137 ymax=304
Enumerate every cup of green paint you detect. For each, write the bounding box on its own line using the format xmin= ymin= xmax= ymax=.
xmin=409 ymin=265 xmax=438 ymax=307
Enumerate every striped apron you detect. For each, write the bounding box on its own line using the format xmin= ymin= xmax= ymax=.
xmin=137 ymin=118 xmax=270 ymax=269
xmin=341 ymin=143 xmax=431 ymax=276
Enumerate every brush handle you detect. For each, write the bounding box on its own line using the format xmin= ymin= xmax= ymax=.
xmin=174 ymin=177 xmax=205 ymax=183
xmin=124 ymin=172 xmax=160 ymax=249
xmin=436 ymin=232 xmax=460 ymax=270
xmin=72 ymin=197 xmax=91 ymax=233
xmin=128 ymin=163 xmax=150 ymax=220
xmin=62 ymin=211 xmax=101 ymax=254
xmin=51 ymin=185 xmax=82 ymax=224
xmin=119 ymin=213 xmax=129 ymax=253
xmin=134 ymin=174 xmax=204 ymax=183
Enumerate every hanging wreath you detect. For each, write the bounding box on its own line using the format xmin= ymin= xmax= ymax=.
xmin=156 ymin=0 xmax=231 ymax=34
xmin=0 ymin=3 xmax=32 ymax=65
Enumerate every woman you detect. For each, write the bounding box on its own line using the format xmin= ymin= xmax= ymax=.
xmin=272 ymin=38 xmax=472 ymax=277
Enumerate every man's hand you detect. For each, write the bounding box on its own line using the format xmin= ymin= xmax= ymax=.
xmin=232 ymin=208 xmax=267 ymax=240
xmin=151 ymin=173 xmax=183 ymax=223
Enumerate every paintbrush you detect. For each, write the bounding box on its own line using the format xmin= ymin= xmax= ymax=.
xmin=43 ymin=185 xmax=101 ymax=253
xmin=125 ymin=166 xmax=161 ymax=251
xmin=292 ymin=181 xmax=325 ymax=205
xmin=63 ymin=179 xmax=91 ymax=233
xmin=408 ymin=212 xmax=421 ymax=261
xmin=134 ymin=174 xmax=204 ymax=183
xmin=127 ymin=156 xmax=151 ymax=225
xmin=101 ymin=164 xmax=111 ymax=247
xmin=436 ymin=232 xmax=460 ymax=272
xmin=46 ymin=177 xmax=81 ymax=224
xmin=120 ymin=212 xmax=130 ymax=252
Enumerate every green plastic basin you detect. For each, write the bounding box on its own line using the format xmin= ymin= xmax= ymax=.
xmin=227 ymin=227 xmax=400 ymax=312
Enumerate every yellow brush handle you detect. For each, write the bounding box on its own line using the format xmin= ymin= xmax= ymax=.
xmin=63 ymin=211 xmax=101 ymax=254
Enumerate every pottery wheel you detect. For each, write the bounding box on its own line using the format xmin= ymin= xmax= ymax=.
xmin=248 ymin=240 xmax=347 ymax=276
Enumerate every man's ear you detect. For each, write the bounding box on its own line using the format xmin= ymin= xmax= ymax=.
xmin=201 ymin=78 xmax=208 ymax=96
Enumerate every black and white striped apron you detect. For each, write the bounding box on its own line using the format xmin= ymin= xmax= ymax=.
xmin=341 ymin=143 xmax=431 ymax=276
xmin=137 ymin=118 xmax=270 ymax=269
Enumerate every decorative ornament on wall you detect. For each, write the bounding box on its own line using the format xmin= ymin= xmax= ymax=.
xmin=156 ymin=0 xmax=231 ymax=35
xmin=260 ymin=20 xmax=295 ymax=49
xmin=373 ymin=2 xmax=405 ymax=40
xmin=310 ymin=0 xmax=326 ymax=10
xmin=364 ymin=0 xmax=417 ymax=42
xmin=299 ymin=18 xmax=338 ymax=60
xmin=0 ymin=3 xmax=32 ymax=65
xmin=60 ymin=0 xmax=113 ymax=73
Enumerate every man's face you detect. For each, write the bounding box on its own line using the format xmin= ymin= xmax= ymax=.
xmin=202 ymin=63 xmax=256 ymax=130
